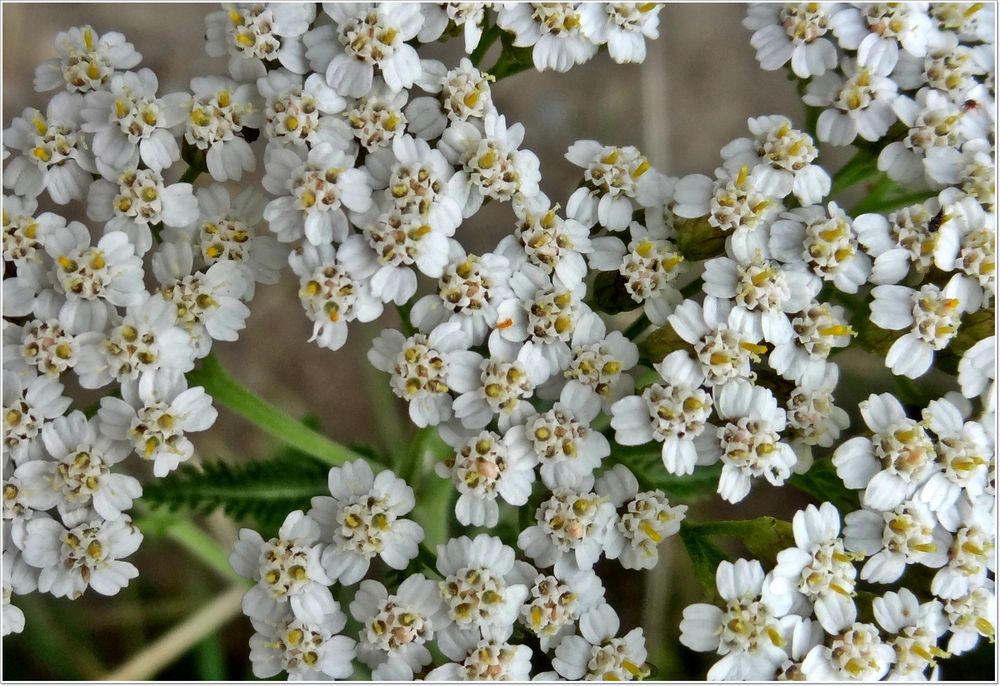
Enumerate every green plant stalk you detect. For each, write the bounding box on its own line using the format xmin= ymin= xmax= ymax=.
xmin=470 ymin=22 xmax=501 ymax=68
xmin=164 ymin=519 xmax=247 ymax=585
xmin=178 ymin=165 xmax=203 ymax=184
xmin=187 ymin=353 xmax=370 ymax=468
xmin=828 ymin=148 xmax=880 ymax=197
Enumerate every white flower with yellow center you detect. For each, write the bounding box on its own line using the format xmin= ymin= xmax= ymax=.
xmin=770 ymin=300 xmax=853 ymax=382
xmin=309 ymin=459 xmax=424 ymax=584
xmin=289 ymin=242 xmax=383 ymax=351
xmin=596 ymin=464 xmax=686 ymax=571
xmin=339 ymin=78 xmax=409 ymax=152
xmin=920 ymin=397 xmax=991 ymax=524
xmin=2 ymin=372 xmax=71 ymax=466
xmin=667 ymin=296 xmax=766 ymax=387
xmin=349 ymin=574 xmax=450 ymax=671
xmin=803 ymin=53 xmax=899 ymax=146
xmin=579 ymin=3 xmax=661 ymax=64
xmin=438 ymin=111 xmax=542 ymax=217
xmin=673 ymin=165 xmax=784 ymax=239
xmin=554 ymin=330 xmax=639 ymax=412
xmin=771 ymin=502 xmax=860 ymax=634
xmin=744 ymin=3 xmax=840 ymax=78
xmin=784 ymin=363 xmax=850 ymax=464
xmin=33 ymin=25 xmax=141 ymax=93
xmin=248 ymin=607 xmax=357 ymax=680
xmin=230 ymin=511 xmax=336 ymax=626
xmin=610 ymin=350 xmax=712 ymax=477
xmin=932 ymin=494 xmax=995 ymax=599
xmin=317 ymin=2 xmax=425 ymax=97
xmin=409 ymin=246 xmax=514 ymax=346
xmin=565 ymin=140 xmax=661 ymax=231
xmin=800 ymin=621 xmax=895 ymax=680
xmin=770 ymin=202 xmax=871 ymax=294
xmin=519 ymin=566 xmax=605 ymax=651
xmin=21 ymin=514 xmax=142 ymax=600
xmin=74 ymin=294 xmax=194 ymax=390
xmin=3 ymin=93 xmax=97 ymax=205
xmin=680 ymin=558 xmax=799 ymax=681
xmin=368 ymin=321 xmax=474 ymax=427
xmin=427 ymin=629 xmax=533 ymax=681
xmin=943 ymin=580 xmax=996 ymax=655
xmin=700 ymin=378 xmax=797 ymax=504
xmin=205 ymin=3 xmax=315 ymax=81
xmin=874 ymin=588 xmax=949 ymax=680
xmin=7 ymin=318 xmax=80 ymax=378
xmin=263 ymin=141 xmax=372 ymax=245
xmin=87 ymin=166 xmax=199 ymax=256
xmin=497 ymin=194 xmax=593 ymax=287
xmin=831 ymin=3 xmax=932 ymax=73
xmin=929 ymin=2 xmax=994 ymax=41
xmin=516 ymin=476 xmax=615 ymax=573
xmin=554 ymin=604 xmax=650 ymax=680
xmin=834 ymin=393 xmax=938 ymax=511
xmin=97 ymin=372 xmax=217 ymax=477
xmin=925 ymin=138 xmax=995 ymax=210
xmin=507 ymin=380 xmax=609 ymax=490
xmin=405 ymin=57 xmax=495 ymax=141
xmin=435 ymin=426 xmax=536 ymax=527
xmin=256 ymin=69 xmax=353 ymax=154
xmin=80 ymin=68 xmax=188 ymax=178
xmin=497 ymin=2 xmax=598 ymax=72
xmin=2 ymin=196 xmax=53 ymax=270
xmin=434 ymin=534 xmax=529 ymax=654
xmin=721 ymin=115 xmax=830 ymax=206
xmin=445 ymin=3 xmax=489 ymax=54
xmin=449 ymin=342 xmax=551 ymax=431
xmin=844 ymin=499 xmax=951 ymax=583
xmin=185 ymin=76 xmax=262 ymax=182
xmin=869 ymin=274 xmax=969 ymax=378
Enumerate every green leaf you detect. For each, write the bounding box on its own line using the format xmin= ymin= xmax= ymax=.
xmin=787 ymin=458 xmax=859 ymax=514
xmin=646 ymin=463 xmax=723 ymax=504
xmin=679 ymin=522 xmax=729 ymax=600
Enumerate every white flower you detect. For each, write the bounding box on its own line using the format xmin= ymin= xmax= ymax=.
xmin=405 ymin=57 xmax=495 ymax=141
xmin=438 ymin=111 xmax=541 ymax=217
xmin=595 ymin=464 xmax=686 ymax=571
xmin=924 ymin=138 xmax=995 ymax=210
xmin=30 ymin=410 xmax=140 ymax=524
xmin=349 ymin=574 xmax=450 ymax=671
xmin=339 ymin=78 xmax=409 ymax=152
xmin=75 ymin=294 xmax=195 ymax=390
xmin=205 ymin=3 xmax=315 ymax=81
xmin=248 ymin=607 xmax=357 ymax=680
xmin=957 ymin=334 xmax=994 ymax=399
xmin=834 ymin=393 xmax=938 ymax=510
xmin=409 ymin=246 xmax=514 ymax=346
xmin=445 ymin=3 xmax=489 ymax=54
xmin=316 ymin=2 xmax=425 ymax=97
xmin=80 ymin=68 xmax=188 ymax=178
xmin=929 ymin=2 xmax=995 ymax=44
xmin=256 ymin=69 xmax=353 ymax=153
xmin=497 ymin=193 xmax=593 ymax=287
xmin=2 ymin=547 xmax=36 ymax=636
xmin=874 ymin=588 xmax=948 ymax=680
xmin=368 ymin=321 xmax=473 ymax=427
xmin=434 ymin=534 xmax=529 ymax=653
xmin=3 ymin=93 xmax=96 ymax=205
xmin=516 ymin=475 xmax=615 ymax=573
xmin=943 ymin=580 xmax=996 ymax=655
xmin=2 ymin=196 xmax=55 ymax=270
xmin=427 ymin=629 xmax=533 ymax=681
xmin=931 ymin=495 xmax=995 ymax=600
xmin=589 ymin=221 xmax=685 ymax=325
xmin=699 ymin=378 xmax=797 ymax=503
xmin=507 ymin=380 xmax=608 ymax=490
xmin=565 ymin=140 xmax=662 ymax=231
xmin=679 ymin=558 xmax=798 ymax=681
xmin=800 ymin=621 xmax=896 ymax=681
xmin=309 ymin=459 xmax=424 ymax=585
xmin=770 ymin=502 xmax=860 ymax=634
xmin=185 ymin=76 xmax=262 ymax=182
xmin=21 ymin=514 xmax=142 ymax=599
xmin=2 ymin=372 xmax=72 ymax=466
xmin=844 ymin=499 xmax=950 ymax=583
xmin=743 ymin=3 xmax=840 ymax=78
xmin=262 ymin=142 xmax=372 ymax=245
xmin=449 ymin=342 xmax=551 ymax=431
xmin=555 ymin=330 xmax=639 ymax=413
xmin=721 ymin=115 xmax=830 ymax=206
xmin=784 ymin=363 xmax=850 ymax=467
xmin=854 ymin=201 xmax=936 ymax=284
xmin=672 ymin=165 xmax=785 ymax=239
xmin=97 ymin=372 xmax=217 ymax=477
xmin=87 ymin=167 xmax=199 ymax=256
xmin=803 ymin=54 xmax=899 ymax=146
xmin=869 ymin=273 xmax=969 ymax=378
xmin=579 ymin=3 xmax=661 ymax=64
xmin=496 ymin=3 xmax=598 ymax=73
xmin=610 ymin=350 xmax=713 ymax=477
xmin=289 ymin=241 xmax=383 ymax=351
xmin=33 ymin=25 xmax=141 ymax=93
xmin=769 ymin=202 xmax=871 ymax=294
xmin=553 ymin=604 xmax=649 ymax=680
xmin=435 ymin=426 xmax=536 ymax=527
xmin=519 ymin=565 xmax=605 ymax=651
xmin=831 ymin=3 xmax=932 ymax=73
xmin=4 ymin=318 xmax=80 ymax=379
xmin=667 ymin=296 xmax=766 ymax=387
xmin=152 ymin=241 xmax=251 ymax=357
xmin=769 ymin=301 xmax=853 ymax=382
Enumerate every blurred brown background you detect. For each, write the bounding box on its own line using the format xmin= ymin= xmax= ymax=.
xmin=3 ymin=3 xmax=989 ymax=681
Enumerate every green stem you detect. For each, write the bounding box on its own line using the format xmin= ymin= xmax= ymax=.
xmin=187 ymin=353 xmax=370 ymax=468
xmin=179 ymin=165 xmax=203 ymax=184
xmin=851 ymin=188 xmax=937 ymax=216
xmin=470 ymin=23 xmax=501 ymax=68
xmin=828 ymin=149 xmax=880 ymax=198
xmin=133 ymin=505 xmax=247 ymax=585
xmin=623 ymin=313 xmax=651 ymax=340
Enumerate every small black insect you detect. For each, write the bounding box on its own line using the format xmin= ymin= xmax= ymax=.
xmin=928 ymin=209 xmax=945 ymax=233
